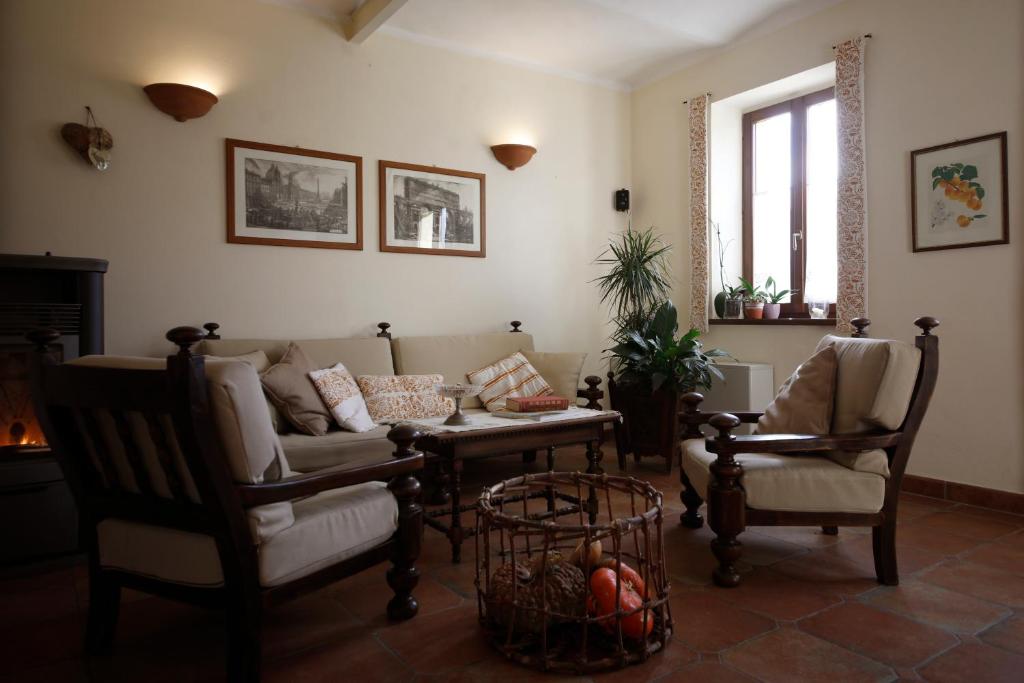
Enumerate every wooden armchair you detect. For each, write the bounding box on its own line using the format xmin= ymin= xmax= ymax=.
xmin=677 ymin=317 xmax=939 ymax=588
xmin=28 ymin=326 xmax=425 ymax=682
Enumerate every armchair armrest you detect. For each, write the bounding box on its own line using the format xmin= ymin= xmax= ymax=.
xmin=576 ymin=375 xmax=604 ymax=410
xmin=704 ymin=412 xmax=901 ymax=455
xmin=238 ymin=425 xmax=424 ymax=507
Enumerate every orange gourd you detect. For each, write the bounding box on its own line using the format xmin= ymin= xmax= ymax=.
xmin=588 ymin=564 xmax=653 ymax=640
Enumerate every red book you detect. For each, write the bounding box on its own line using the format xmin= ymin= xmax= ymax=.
xmin=505 ymin=395 xmax=570 ymax=412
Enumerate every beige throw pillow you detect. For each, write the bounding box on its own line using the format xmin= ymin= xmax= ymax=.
xmin=467 ymin=351 xmax=553 ymax=412
xmin=755 ymin=345 xmax=838 ymax=435
xmin=260 ymin=343 xmax=331 ymax=436
xmin=522 ymin=350 xmax=586 ymax=404
xmin=206 ymin=349 xmax=287 ymax=434
xmin=310 ymin=363 xmax=376 ymax=433
xmin=357 ymin=374 xmax=454 ymax=423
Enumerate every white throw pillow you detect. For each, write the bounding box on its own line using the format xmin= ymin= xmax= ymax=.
xmin=467 ymin=351 xmax=552 ymax=412
xmin=309 ymin=363 xmax=376 ymax=433
xmin=356 ymin=374 xmax=454 ymax=422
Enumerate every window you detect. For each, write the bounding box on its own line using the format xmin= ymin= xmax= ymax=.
xmin=742 ymin=87 xmax=837 ymax=317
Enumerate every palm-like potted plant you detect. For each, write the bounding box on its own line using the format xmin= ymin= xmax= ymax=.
xmin=593 ymin=227 xmax=672 ymax=342
xmin=762 ymin=276 xmax=792 ymax=320
xmin=738 ymin=277 xmax=768 ymax=320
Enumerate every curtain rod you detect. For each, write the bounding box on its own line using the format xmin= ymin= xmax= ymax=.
xmin=682 ymin=92 xmax=711 ymax=104
xmin=833 ymin=33 xmax=872 ymax=49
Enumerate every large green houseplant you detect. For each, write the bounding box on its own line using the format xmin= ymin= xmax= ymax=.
xmin=593 ymin=229 xmax=726 ymax=472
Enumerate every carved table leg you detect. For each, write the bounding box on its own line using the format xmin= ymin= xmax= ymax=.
xmin=585 ymin=439 xmax=604 ymax=524
xmin=448 ymin=460 xmax=464 ymax=563
xmin=430 ymin=459 xmax=452 ymax=505
xmin=546 ymin=447 xmax=556 ymax=513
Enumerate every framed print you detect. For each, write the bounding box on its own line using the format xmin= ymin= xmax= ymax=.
xmin=379 ymin=160 xmax=485 ymax=257
xmin=911 ymin=131 xmax=1008 ymax=252
xmin=226 ymin=139 xmax=362 ymax=250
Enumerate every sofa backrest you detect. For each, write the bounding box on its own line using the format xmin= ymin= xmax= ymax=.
xmin=198 ymin=337 xmax=395 ymax=377
xmin=391 ymin=333 xmax=535 ymax=408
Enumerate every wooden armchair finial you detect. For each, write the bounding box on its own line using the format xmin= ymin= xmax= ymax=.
xmin=166 ymin=326 xmax=206 ymax=356
xmin=387 ymin=424 xmax=422 ymax=459
xmin=377 ymin=322 xmax=392 ymax=339
xmin=914 ymin=316 xmax=939 ymax=336
xmin=851 ymin=318 xmax=871 ymax=337
xmin=202 ymin=322 xmax=221 ymax=340
xmin=509 ymin=320 xmax=522 ymax=333
xmin=26 ymin=328 xmax=61 ymax=353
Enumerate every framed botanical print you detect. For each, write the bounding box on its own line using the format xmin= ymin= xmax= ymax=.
xmin=226 ymin=139 xmax=362 ymax=250
xmin=911 ymin=132 xmax=1008 ymax=252
xmin=379 ymin=161 xmax=485 ymax=257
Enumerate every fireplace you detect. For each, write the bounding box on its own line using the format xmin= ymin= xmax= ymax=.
xmin=0 ymin=253 xmax=107 ymax=564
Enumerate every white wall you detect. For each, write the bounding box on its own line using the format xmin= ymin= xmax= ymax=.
xmin=0 ymin=0 xmax=630 ymax=386
xmin=632 ymin=0 xmax=1024 ymax=494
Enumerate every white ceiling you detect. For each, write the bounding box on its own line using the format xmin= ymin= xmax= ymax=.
xmin=265 ymin=0 xmax=844 ymax=89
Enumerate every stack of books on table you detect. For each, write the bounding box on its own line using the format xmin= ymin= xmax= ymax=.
xmin=492 ymin=395 xmax=572 ymax=421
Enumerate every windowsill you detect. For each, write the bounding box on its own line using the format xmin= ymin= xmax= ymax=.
xmin=709 ymin=318 xmax=837 ymax=327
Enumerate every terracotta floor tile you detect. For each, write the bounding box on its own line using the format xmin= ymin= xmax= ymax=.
xmin=899 ymin=493 xmax=956 ymax=510
xmin=736 ymin=530 xmax=809 ymax=566
xmin=920 ymin=561 xmax=1024 ymax=609
xmin=714 ymin=568 xmax=840 ymax=621
xmin=862 ymin=580 xmax=1009 ymax=634
xmin=0 ymin=659 xmax=89 ymax=683
xmin=589 ymin=636 xmax=696 ymax=681
xmin=330 ymin=568 xmax=463 ymax=627
xmin=752 ymin=525 xmax=848 ymax=549
xmin=829 ymin=536 xmax=946 ymax=577
xmin=263 ymin=635 xmax=412 ymax=683
xmin=904 ymin=510 xmax=1019 ymax=541
xmin=918 ymin=641 xmax=1024 ymax=683
xmin=799 ymin=602 xmax=957 ymax=667
xmin=262 ymin=590 xmax=364 ymax=660
xmin=667 ymin=589 xmax=775 ymax=652
xmin=960 ymin=541 xmax=1024 ymax=576
xmin=994 ymin=528 xmax=1024 ymax=550
xmin=377 ymin=605 xmax=491 ymax=674
xmin=979 ymin=616 xmax=1024 ymax=655
xmin=952 ymin=505 xmax=1024 ymax=526
xmin=891 ymin=523 xmax=982 ymax=557
xmin=723 ymin=627 xmax=894 ymax=683
xmin=659 ymin=660 xmax=760 ymax=682
xmin=770 ymin=548 xmax=881 ymax=597
xmin=0 ymin=614 xmax=84 ymax=676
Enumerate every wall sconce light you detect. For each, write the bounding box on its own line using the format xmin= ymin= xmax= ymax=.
xmin=490 ymin=143 xmax=537 ymax=171
xmin=143 ymin=83 xmax=218 ymax=122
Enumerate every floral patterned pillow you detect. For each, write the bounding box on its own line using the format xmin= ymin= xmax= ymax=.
xmin=356 ymin=374 xmax=454 ymax=423
xmin=309 ymin=363 xmax=376 ymax=433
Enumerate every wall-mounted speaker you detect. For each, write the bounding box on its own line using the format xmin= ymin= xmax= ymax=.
xmin=614 ymin=188 xmax=630 ymax=212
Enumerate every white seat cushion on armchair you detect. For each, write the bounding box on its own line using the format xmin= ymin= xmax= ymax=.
xmin=97 ymin=481 xmax=398 ymax=588
xmin=681 ymin=439 xmax=886 ymax=514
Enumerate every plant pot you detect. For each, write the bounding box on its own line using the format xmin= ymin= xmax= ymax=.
xmin=762 ymin=303 xmax=781 ymax=319
xmin=607 ymin=380 xmax=680 ymax=474
xmin=743 ymin=302 xmax=764 ymax=320
xmin=723 ymin=298 xmax=743 ymax=319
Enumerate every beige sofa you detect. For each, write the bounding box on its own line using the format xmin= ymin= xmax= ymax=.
xmin=196 ymin=323 xmax=603 ymax=473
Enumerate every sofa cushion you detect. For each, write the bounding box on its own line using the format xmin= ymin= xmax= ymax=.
xmin=280 ymin=426 xmax=396 ymax=472
xmin=206 ymin=349 xmax=286 ymax=434
xmin=356 ymin=374 xmax=453 ymax=423
xmin=198 ymin=336 xmax=395 ymax=377
xmin=259 ymin=481 xmax=398 ymax=587
xmin=681 ymin=438 xmax=886 ymax=514
xmin=815 ymin=335 xmax=920 ymax=433
xmin=523 ymin=350 xmax=586 ymax=404
xmin=97 ymin=518 xmax=224 ymax=587
xmin=261 ymin=343 xmax=332 ymax=436
xmin=467 ymin=351 xmax=552 ymax=412
xmin=309 ymin=363 xmax=375 ymax=433
xmin=755 ymin=345 xmax=837 ymax=435
xmin=391 ymin=333 xmax=534 ymax=408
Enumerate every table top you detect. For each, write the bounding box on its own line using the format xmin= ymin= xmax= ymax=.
xmin=408 ymin=409 xmax=620 ymax=445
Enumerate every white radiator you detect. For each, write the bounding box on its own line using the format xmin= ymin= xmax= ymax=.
xmin=700 ymin=362 xmax=775 ymax=434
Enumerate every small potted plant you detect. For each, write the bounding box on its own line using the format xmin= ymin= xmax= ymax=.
xmin=722 ymin=283 xmax=744 ymax=319
xmin=762 ymin=277 xmax=792 ymax=320
xmin=738 ymin=277 xmax=767 ymax=320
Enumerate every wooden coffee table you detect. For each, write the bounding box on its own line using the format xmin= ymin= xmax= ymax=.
xmin=413 ymin=411 xmax=620 ymax=562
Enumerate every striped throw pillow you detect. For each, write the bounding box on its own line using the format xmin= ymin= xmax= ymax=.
xmin=467 ymin=351 xmax=552 ymax=412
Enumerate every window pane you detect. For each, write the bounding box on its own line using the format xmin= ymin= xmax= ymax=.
xmin=804 ymin=98 xmax=837 ymax=303
xmin=752 ymin=112 xmax=791 ymax=298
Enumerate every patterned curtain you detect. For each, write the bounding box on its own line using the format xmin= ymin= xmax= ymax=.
xmin=834 ymin=37 xmax=868 ymax=333
xmin=688 ymin=94 xmax=710 ymax=334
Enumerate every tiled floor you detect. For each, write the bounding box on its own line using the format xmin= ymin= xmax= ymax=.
xmin=2 ymin=445 xmax=1023 ymax=682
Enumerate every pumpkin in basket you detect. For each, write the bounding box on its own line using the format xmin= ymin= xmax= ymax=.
xmin=487 ymin=552 xmax=586 ymax=633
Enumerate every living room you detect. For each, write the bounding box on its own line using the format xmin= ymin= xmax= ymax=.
xmin=0 ymin=0 xmax=1021 ymax=680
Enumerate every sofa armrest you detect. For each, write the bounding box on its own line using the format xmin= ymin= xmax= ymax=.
xmin=576 ymin=375 xmax=604 ymax=409
xmin=237 ymin=425 xmax=424 ymax=507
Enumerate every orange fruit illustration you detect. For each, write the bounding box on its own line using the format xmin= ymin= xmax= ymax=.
xmin=956 ymin=215 xmax=972 ymax=228
xmin=967 ymin=197 xmax=982 ymax=210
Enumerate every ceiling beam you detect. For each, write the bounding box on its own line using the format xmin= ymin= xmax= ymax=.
xmin=342 ymin=0 xmax=408 ymax=44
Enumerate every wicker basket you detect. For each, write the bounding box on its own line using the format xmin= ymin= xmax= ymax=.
xmin=475 ymin=471 xmax=671 ymax=674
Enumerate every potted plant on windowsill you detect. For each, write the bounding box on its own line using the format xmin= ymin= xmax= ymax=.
xmin=738 ymin=277 xmax=767 ymax=320
xmin=606 ymin=301 xmax=726 ymax=472
xmin=762 ymin=277 xmax=792 ymax=320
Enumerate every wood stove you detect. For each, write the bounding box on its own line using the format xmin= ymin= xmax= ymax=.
xmin=0 ymin=253 xmax=107 ymax=564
